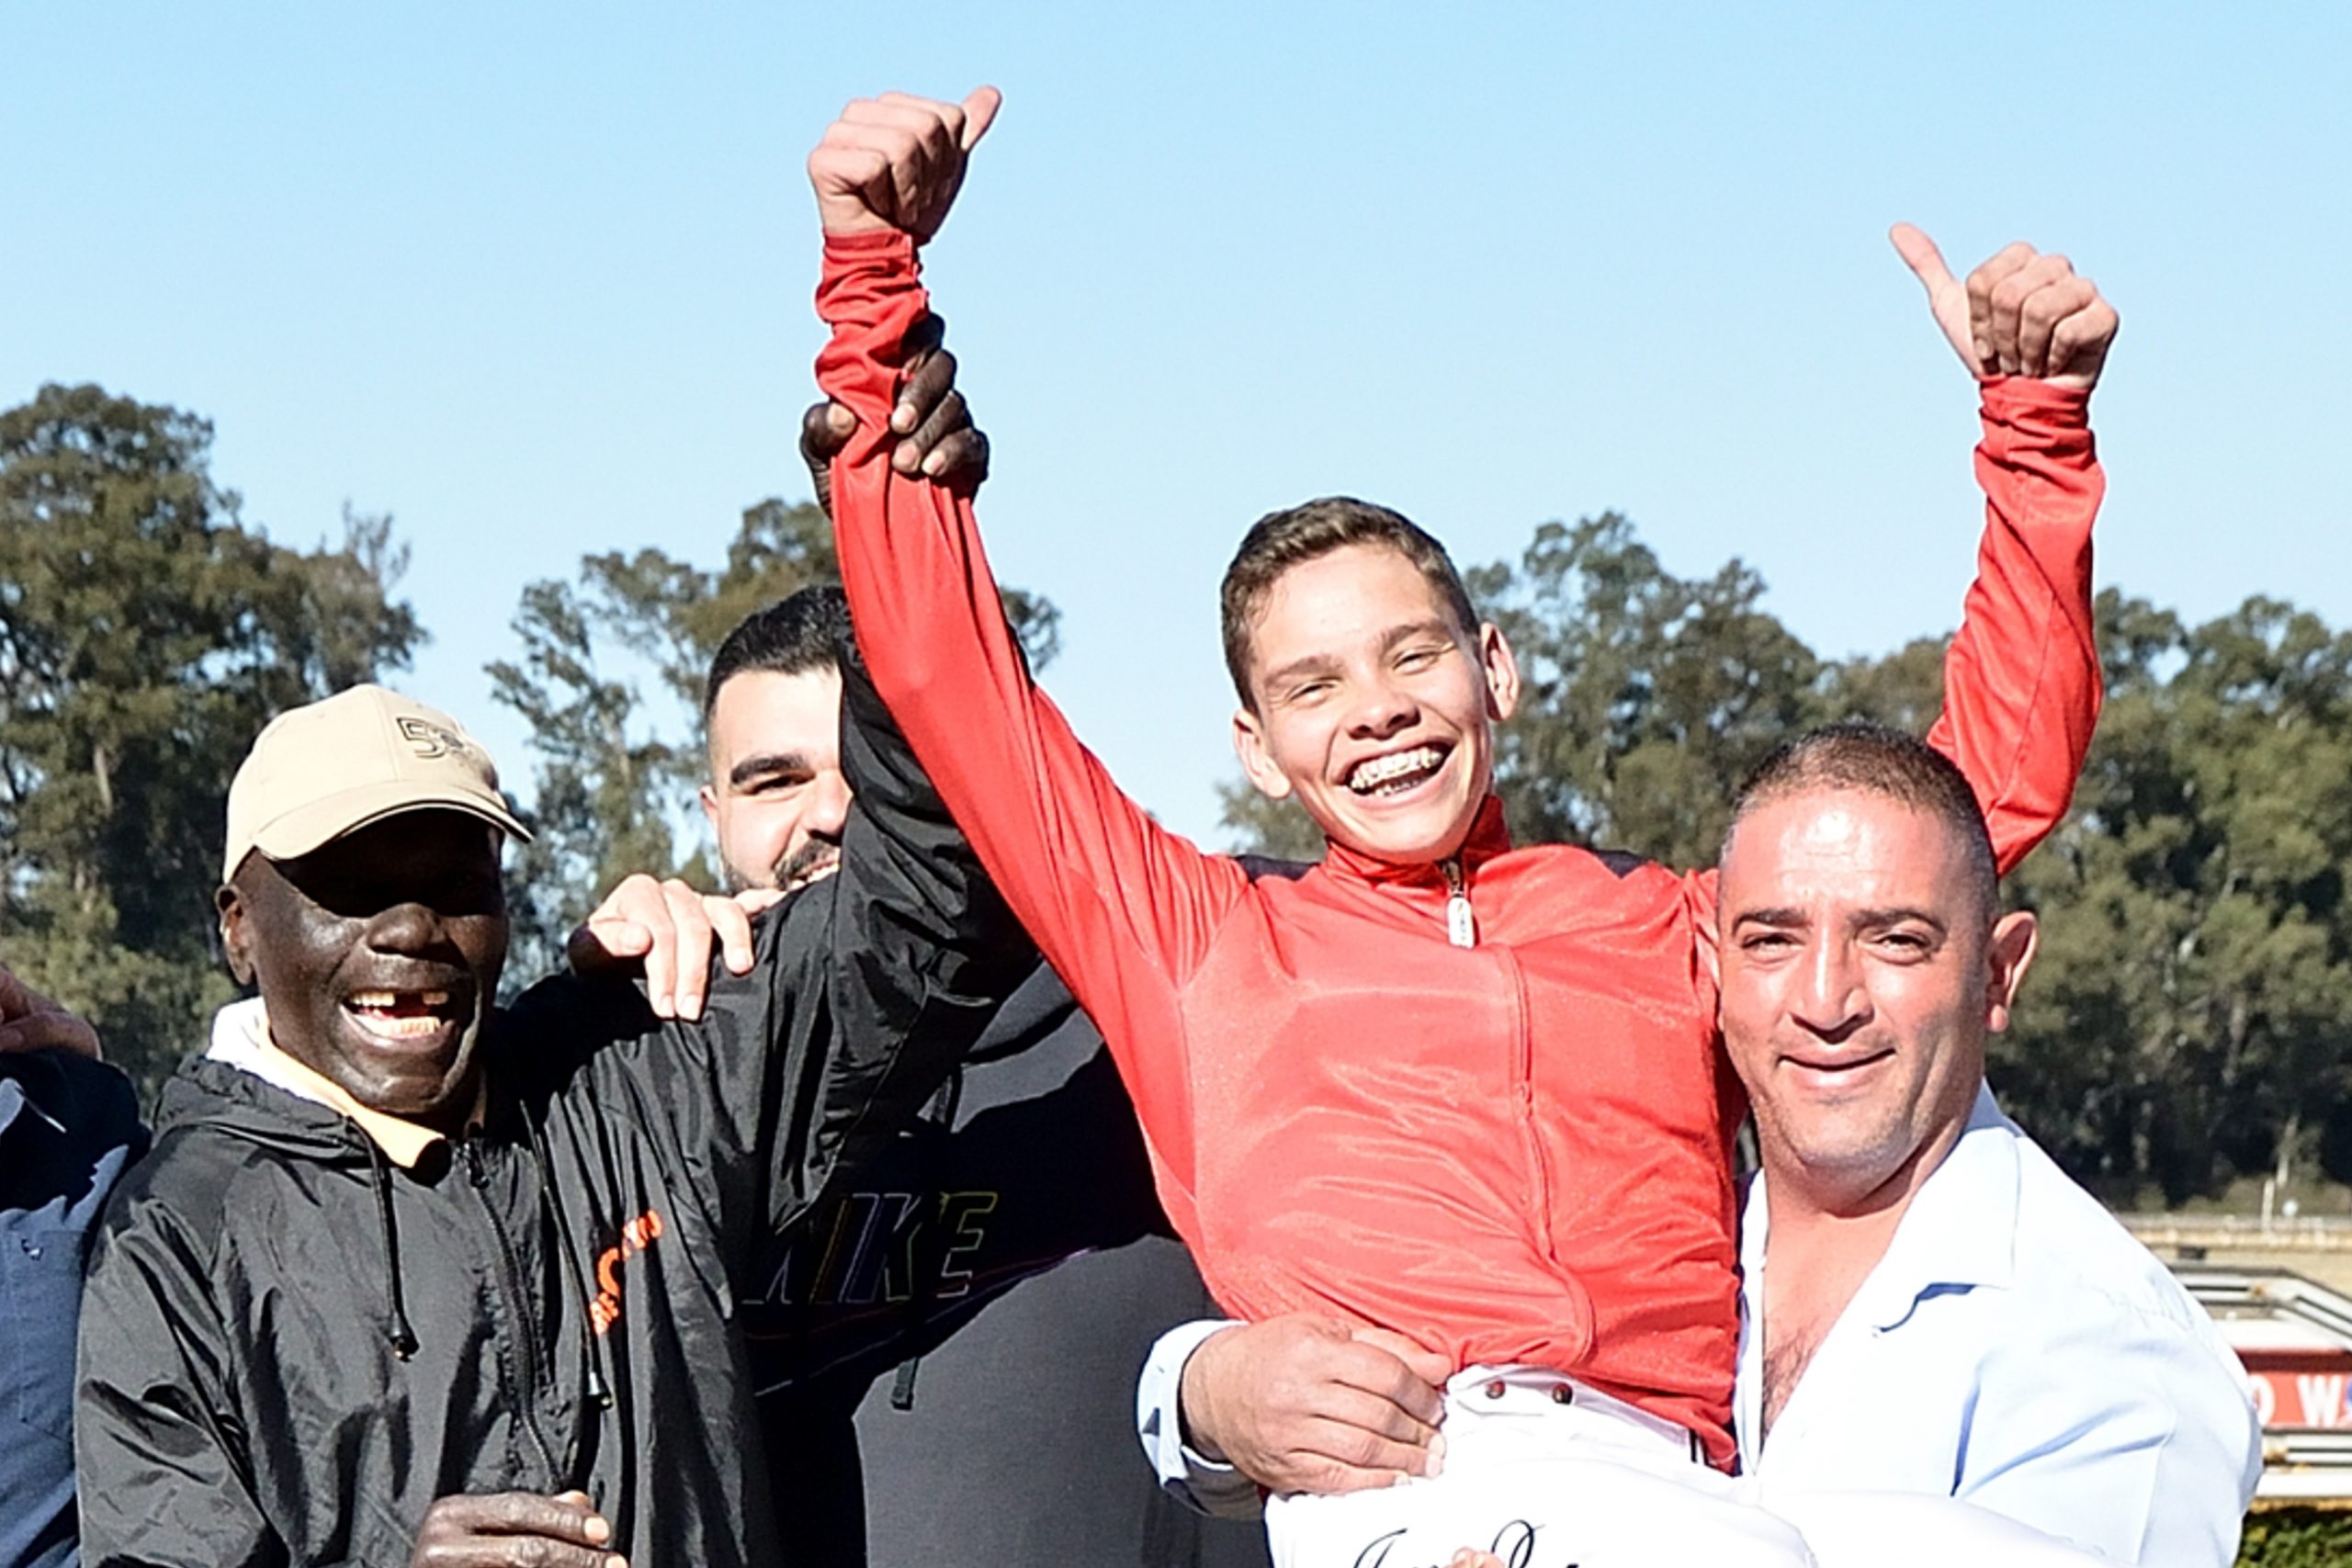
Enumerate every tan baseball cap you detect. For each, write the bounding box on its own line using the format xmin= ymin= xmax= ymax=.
xmin=221 ymin=684 xmax=532 ymax=883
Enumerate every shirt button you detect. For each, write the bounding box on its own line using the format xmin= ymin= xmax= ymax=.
xmin=1483 ymin=1380 xmax=1507 ymax=1400
xmin=1549 ymin=1384 xmax=1574 ymax=1405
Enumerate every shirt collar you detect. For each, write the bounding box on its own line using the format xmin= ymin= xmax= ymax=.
xmin=1745 ymin=1080 xmax=2020 ymax=1331
xmin=1321 ymin=795 xmax=1514 ymax=888
xmin=206 ymin=997 xmax=473 ymax=1168
xmin=1847 ymin=1081 xmax=2019 ymax=1329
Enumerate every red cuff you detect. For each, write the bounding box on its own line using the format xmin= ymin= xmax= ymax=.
xmin=814 ymin=229 xmax=929 ymax=464
xmin=1979 ymin=375 xmax=2092 ymax=424
xmin=822 ymin=227 xmax=920 ymax=264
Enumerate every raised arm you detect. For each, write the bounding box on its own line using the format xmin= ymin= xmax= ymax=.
xmin=805 ymin=90 xmax=1250 ymax=1201
xmin=792 ymin=631 xmax=1043 ymax=1216
xmin=1895 ymin=225 xmax=2116 ymax=873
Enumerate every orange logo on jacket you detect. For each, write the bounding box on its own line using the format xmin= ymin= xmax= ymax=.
xmin=590 ymin=1209 xmax=664 ymax=1335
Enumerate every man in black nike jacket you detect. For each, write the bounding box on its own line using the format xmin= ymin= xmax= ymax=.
xmin=696 ymin=583 xmax=1269 ymax=1568
xmin=74 ymin=637 xmax=1026 ymax=1567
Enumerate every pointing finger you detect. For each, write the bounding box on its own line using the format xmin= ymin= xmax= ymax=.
xmin=662 ymin=879 xmax=714 ymax=1021
xmin=706 ymin=894 xmax=758 ymax=976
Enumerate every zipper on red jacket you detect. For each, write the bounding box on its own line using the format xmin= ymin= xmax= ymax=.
xmin=1442 ymin=858 xmax=1476 ymax=948
xmin=1501 ymin=945 xmax=1559 ymax=1267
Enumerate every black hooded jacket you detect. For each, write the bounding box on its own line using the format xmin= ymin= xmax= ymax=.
xmin=73 ymin=655 xmax=1029 ymax=1568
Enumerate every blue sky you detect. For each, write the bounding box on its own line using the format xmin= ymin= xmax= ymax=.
xmin=6 ymin=4 xmax=2347 ymax=848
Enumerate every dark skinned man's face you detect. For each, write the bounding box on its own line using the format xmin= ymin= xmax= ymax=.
xmin=219 ymin=811 xmax=509 ymax=1133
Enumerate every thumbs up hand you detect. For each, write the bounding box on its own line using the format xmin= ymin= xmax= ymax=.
xmin=1892 ymin=224 xmax=2120 ymax=391
xmin=808 ymin=87 xmax=1002 ymax=243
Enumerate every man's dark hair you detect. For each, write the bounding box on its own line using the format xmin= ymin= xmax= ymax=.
xmin=703 ymin=584 xmax=854 ymax=722
xmin=1725 ymin=720 xmax=1998 ymax=918
xmin=1219 ymin=497 xmax=1481 ymax=708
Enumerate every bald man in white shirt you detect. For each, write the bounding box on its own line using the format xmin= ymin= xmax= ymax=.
xmin=1148 ymin=722 xmax=2260 ymax=1568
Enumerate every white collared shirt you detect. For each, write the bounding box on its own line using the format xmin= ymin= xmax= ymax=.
xmin=1739 ymin=1082 xmax=2262 ymax=1568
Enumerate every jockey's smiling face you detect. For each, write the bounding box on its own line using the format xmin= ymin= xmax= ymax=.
xmin=1231 ymin=543 xmax=1519 ymax=867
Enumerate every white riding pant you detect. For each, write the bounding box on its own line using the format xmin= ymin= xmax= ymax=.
xmin=1261 ymin=1366 xmax=2117 ymax=1568
xmin=1262 ymin=1365 xmax=1815 ymax=1568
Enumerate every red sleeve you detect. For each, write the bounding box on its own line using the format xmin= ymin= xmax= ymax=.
xmin=1688 ymin=376 xmax=2104 ymax=937
xmin=1926 ymin=377 xmax=2104 ymax=874
xmin=812 ymin=230 xmax=1244 ymax=1198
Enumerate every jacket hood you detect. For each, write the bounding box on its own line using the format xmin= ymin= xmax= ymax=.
xmin=156 ymin=1049 xmax=374 ymax=1166
xmin=165 ymin=1002 xmax=464 ymax=1367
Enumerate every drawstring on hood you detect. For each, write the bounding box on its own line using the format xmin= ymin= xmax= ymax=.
xmin=204 ymin=998 xmax=611 ymax=1439
xmin=362 ymin=1139 xmax=421 ymax=1359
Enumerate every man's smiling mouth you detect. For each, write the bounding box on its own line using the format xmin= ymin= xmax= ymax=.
xmin=343 ymin=989 xmax=461 ymax=1043
xmin=1347 ymin=744 xmax=1447 ymax=796
xmin=1784 ymin=1046 xmax=1895 ymax=1080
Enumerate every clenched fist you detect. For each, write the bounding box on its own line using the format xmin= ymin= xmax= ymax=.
xmin=808 ymin=87 xmax=1001 ymax=243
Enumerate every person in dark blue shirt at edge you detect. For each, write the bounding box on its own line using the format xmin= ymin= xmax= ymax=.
xmin=0 ymin=966 xmax=146 ymax=1568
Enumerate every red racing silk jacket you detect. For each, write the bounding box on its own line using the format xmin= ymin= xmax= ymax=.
xmin=815 ymin=230 xmax=2103 ymax=1467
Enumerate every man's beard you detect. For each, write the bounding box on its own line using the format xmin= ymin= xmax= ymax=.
xmin=771 ymin=837 xmax=842 ymax=893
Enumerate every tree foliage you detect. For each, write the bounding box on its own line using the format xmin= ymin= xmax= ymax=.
xmin=0 ymin=384 xmax=422 ymax=1101
xmin=2236 ymin=1508 xmax=2352 ymax=1566
xmin=2003 ymin=592 xmax=2352 ymax=1203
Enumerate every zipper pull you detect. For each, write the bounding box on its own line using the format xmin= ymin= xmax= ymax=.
xmin=1442 ymin=858 xmax=1476 ymax=948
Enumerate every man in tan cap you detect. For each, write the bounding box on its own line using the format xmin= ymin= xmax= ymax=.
xmin=202 ymin=686 xmax=536 ymax=1134
xmin=74 ymin=650 xmax=1028 ymax=1568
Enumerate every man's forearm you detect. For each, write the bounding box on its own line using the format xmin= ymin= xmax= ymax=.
xmin=811 ymin=225 xmax=1244 ymax=1213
